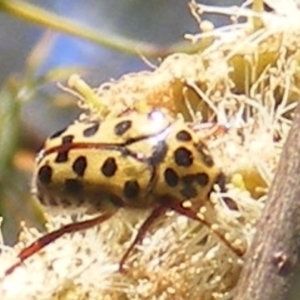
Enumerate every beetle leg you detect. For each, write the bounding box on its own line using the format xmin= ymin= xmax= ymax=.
xmin=119 ymin=205 xmax=167 ymax=273
xmin=4 ymin=212 xmax=114 ymax=277
xmin=160 ymin=197 xmax=246 ymax=257
xmin=189 ymin=122 xmax=230 ymax=141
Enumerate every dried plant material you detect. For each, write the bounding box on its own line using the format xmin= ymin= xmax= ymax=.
xmin=1 ymin=1 xmax=300 ymax=300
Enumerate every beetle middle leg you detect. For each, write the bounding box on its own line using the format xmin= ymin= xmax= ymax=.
xmin=118 ymin=205 xmax=167 ymax=272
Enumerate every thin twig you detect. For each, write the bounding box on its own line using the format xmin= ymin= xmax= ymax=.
xmin=234 ymin=102 xmax=300 ymax=300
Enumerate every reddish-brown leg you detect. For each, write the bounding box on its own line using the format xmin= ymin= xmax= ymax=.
xmin=119 ymin=205 xmax=167 ymax=272
xmin=160 ymin=197 xmax=245 ymax=257
xmin=190 ymin=122 xmax=229 ymax=141
xmin=4 ymin=212 xmax=114 ymax=276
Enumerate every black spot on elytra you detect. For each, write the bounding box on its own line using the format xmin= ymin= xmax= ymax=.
xmin=182 ymin=172 xmax=209 ymax=187
xmin=180 ymin=185 xmax=198 ymax=199
xmin=123 ymin=180 xmax=140 ymax=198
xmin=62 ymin=135 xmax=74 ymax=144
xmin=64 ymin=178 xmax=83 ymax=194
xmin=72 ymin=156 xmax=87 ymax=177
xmin=164 ymin=168 xmax=179 ymax=187
xmin=37 ymin=165 xmax=53 ymax=185
xmin=55 ymin=152 xmax=69 ymax=163
xmin=101 ymin=157 xmax=117 ymax=177
xmin=176 ymin=130 xmax=192 ymax=142
xmin=55 ymin=135 xmax=74 ymax=163
xmin=174 ymin=147 xmax=193 ymax=167
xmin=114 ymin=120 xmax=132 ymax=136
xmin=49 ymin=126 xmax=68 ymax=139
xmin=83 ymin=122 xmax=100 ymax=137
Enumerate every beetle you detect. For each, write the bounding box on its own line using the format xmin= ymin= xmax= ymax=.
xmin=4 ymin=110 xmax=244 ymax=276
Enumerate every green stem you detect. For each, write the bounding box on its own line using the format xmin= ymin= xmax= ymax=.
xmin=0 ymin=0 xmax=202 ymax=57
